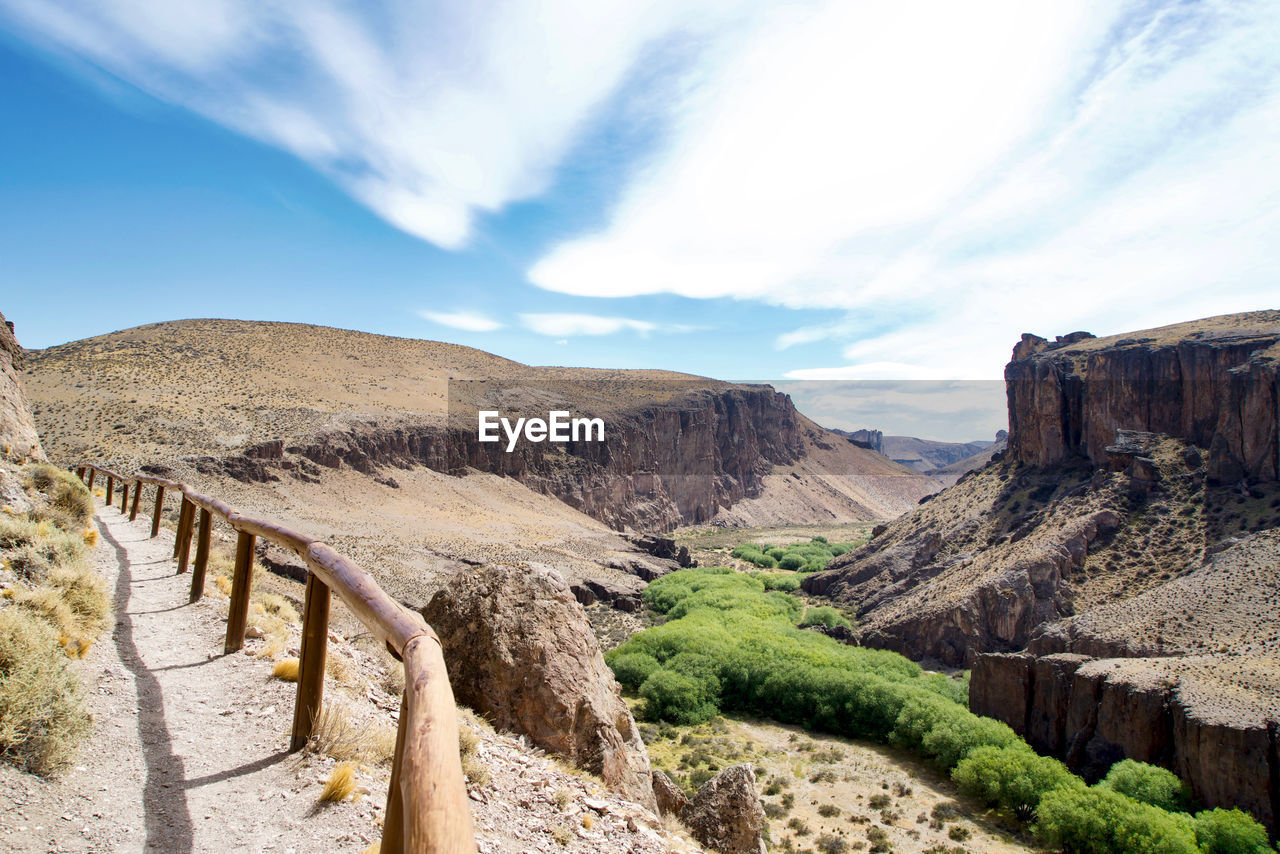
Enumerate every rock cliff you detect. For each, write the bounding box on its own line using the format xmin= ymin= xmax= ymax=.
xmin=1006 ymin=311 xmax=1280 ymax=481
xmin=0 ymin=311 xmax=44 ymax=461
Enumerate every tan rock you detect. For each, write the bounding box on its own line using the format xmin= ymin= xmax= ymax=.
xmin=651 ymin=769 xmax=688 ymax=817
xmin=421 ymin=562 xmax=656 ymax=810
xmin=681 ymin=764 xmax=767 ymax=854
xmin=0 ymin=311 xmax=44 ymax=461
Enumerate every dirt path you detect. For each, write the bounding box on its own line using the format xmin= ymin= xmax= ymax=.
xmin=0 ymin=499 xmax=380 ymax=853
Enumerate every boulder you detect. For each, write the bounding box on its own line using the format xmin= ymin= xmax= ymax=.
xmin=420 ymin=563 xmax=656 ymax=810
xmin=651 ymin=769 xmax=688 ymax=817
xmin=681 ymin=764 xmax=768 ymax=854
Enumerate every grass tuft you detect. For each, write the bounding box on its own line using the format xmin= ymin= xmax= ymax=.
xmin=320 ymin=761 xmax=357 ymax=802
xmin=307 ymin=701 xmax=396 ymax=764
xmin=272 ymin=658 xmax=300 ymax=682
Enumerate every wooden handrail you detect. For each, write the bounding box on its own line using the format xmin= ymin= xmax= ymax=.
xmin=78 ymin=463 xmax=476 ymax=854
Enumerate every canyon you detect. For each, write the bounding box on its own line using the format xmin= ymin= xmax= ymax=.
xmin=805 ymin=310 xmax=1280 ymax=830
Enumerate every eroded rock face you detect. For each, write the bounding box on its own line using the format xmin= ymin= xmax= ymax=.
xmin=970 ymin=651 xmax=1279 ymax=831
xmin=420 ymin=563 xmax=656 ymax=810
xmin=1006 ymin=313 xmax=1280 ymax=481
xmin=0 ymin=311 xmax=44 ymax=461
xmin=680 ymin=764 xmax=767 ymax=854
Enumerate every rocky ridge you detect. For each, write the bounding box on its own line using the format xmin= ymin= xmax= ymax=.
xmin=25 ymin=319 xmax=932 ymax=533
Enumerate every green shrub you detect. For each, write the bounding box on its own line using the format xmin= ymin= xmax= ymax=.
xmin=753 ymin=572 xmax=802 ymax=592
xmin=799 ymin=606 xmax=851 ymax=630
xmin=1100 ymin=759 xmax=1193 ymax=812
xmin=608 ymin=652 xmax=661 ymax=689
xmin=768 ymin=548 xmax=788 ymax=561
xmin=0 ymin=609 xmax=92 ymax=775
xmin=778 ymin=554 xmax=806 ymax=571
xmin=952 ymin=745 xmax=1081 ymax=819
xmin=639 ymin=670 xmax=718 ymax=725
xmin=919 ymin=710 xmax=1020 ymax=769
xmin=1035 ymin=786 xmax=1198 ymax=854
xmin=1192 ymin=808 xmax=1272 ymax=854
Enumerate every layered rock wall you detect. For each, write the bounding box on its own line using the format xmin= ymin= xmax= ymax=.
xmin=1007 ymin=323 xmax=1280 ymax=481
xmin=972 ymin=652 xmax=1278 ymax=831
xmin=204 ymin=386 xmax=807 ymax=532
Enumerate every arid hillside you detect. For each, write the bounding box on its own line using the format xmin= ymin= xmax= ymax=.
xmin=804 ymin=310 xmax=1280 ymax=830
xmin=24 ymin=319 xmax=932 ymax=533
xmin=22 ymin=319 xmax=932 ymax=609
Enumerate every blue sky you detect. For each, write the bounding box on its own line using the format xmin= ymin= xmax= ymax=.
xmin=2 ymin=1 xmax=1278 ymax=436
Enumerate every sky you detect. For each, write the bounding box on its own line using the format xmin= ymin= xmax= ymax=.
xmin=1 ymin=1 xmax=1278 ymax=440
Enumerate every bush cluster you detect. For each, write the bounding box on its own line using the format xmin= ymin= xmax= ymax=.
xmin=610 ymin=568 xmax=982 ymax=747
xmin=608 ymin=567 xmax=1274 ymax=853
xmin=730 ymin=537 xmax=857 ymax=572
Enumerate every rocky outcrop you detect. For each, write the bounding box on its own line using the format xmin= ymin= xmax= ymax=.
xmin=806 ymin=505 xmax=1121 ymax=666
xmin=420 ymin=563 xmax=656 ymax=810
xmin=971 ymin=651 xmax=1278 ymax=831
xmin=1006 ymin=313 xmax=1280 ymax=482
xmin=680 ymin=765 xmax=768 ymax=854
xmin=0 ymin=311 xmax=43 ymax=461
xmin=651 ymin=769 xmax=688 ymax=817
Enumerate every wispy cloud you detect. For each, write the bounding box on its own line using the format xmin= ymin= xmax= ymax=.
xmin=519 ymin=313 xmax=657 ymax=337
xmin=418 ymin=310 xmax=503 ymax=333
xmin=0 ymin=0 xmax=728 ymax=248
xmin=531 ymin=1 xmax=1280 ymax=377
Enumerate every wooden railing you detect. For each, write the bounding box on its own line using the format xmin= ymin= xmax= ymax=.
xmin=77 ymin=463 xmax=477 ymax=854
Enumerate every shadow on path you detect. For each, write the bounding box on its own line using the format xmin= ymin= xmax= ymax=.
xmin=101 ymin=521 xmax=196 ymax=853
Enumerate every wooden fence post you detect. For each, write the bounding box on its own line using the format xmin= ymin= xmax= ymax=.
xmin=382 ymin=698 xmax=410 ymax=854
xmin=176 ymin=501 xmax=193 ymax=560
xmin=290 ymin=573 xmax=331 ymax=752
xmin=150 ymin=486 xmax=164 ymax=538
xmin=87 ymin=469 xmax=95 ymax=490
xmin=105 ymin=475 xmax=113 ymax=505
xmin=119 ymin=482 xmax=128 ymax=513
xmin=76 ymin=467 xmax=86 ymax=482
xmin=189 ymin=509 xmax=212 ymax=603
xmin=129 ymin=484 xmax=141 ymax=521
xmin=224 ymin=531 xmax=256 ymax=654
xmin=176 ymin=499 xmax=196 ymax=572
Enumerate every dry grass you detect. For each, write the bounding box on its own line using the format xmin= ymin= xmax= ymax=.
xmin=23 ymin=463 xmax=94 ymax=531
xmin=272 ymin=658 xmax=300 ymax=682
xmin=0 ymin=465 xmax=105 ymax=776
xmin=320 ymin=762 xmax=358 ymax=802
xmin=0 ymin=608 xmax=91 ymax=775
xmin=325 ymin=648 xmax=365 ymax=689
xmin=307 ymin=701 xmax=396 ymax=765
xmin=457 ymin=714 xmax=490 ymax=788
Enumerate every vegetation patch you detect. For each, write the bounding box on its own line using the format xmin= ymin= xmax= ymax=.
xmin=731 ymin=537 xmax=857 ymax=571
xmin=0 ymin=464 xmax=104 ymax=775
xmin=609 ymin=566 xmax=1273 ymax=852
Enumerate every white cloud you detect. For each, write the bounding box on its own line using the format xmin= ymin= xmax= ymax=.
xmin=531 ymin=1 xmax=1280 ymax=378
xmin=519 ymin=313 xmax=657 ymax=337
xmin=418 ymin=310 xmax=503 ymax=332
xmin=0 ymin=0 xmax=735 ymax=247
